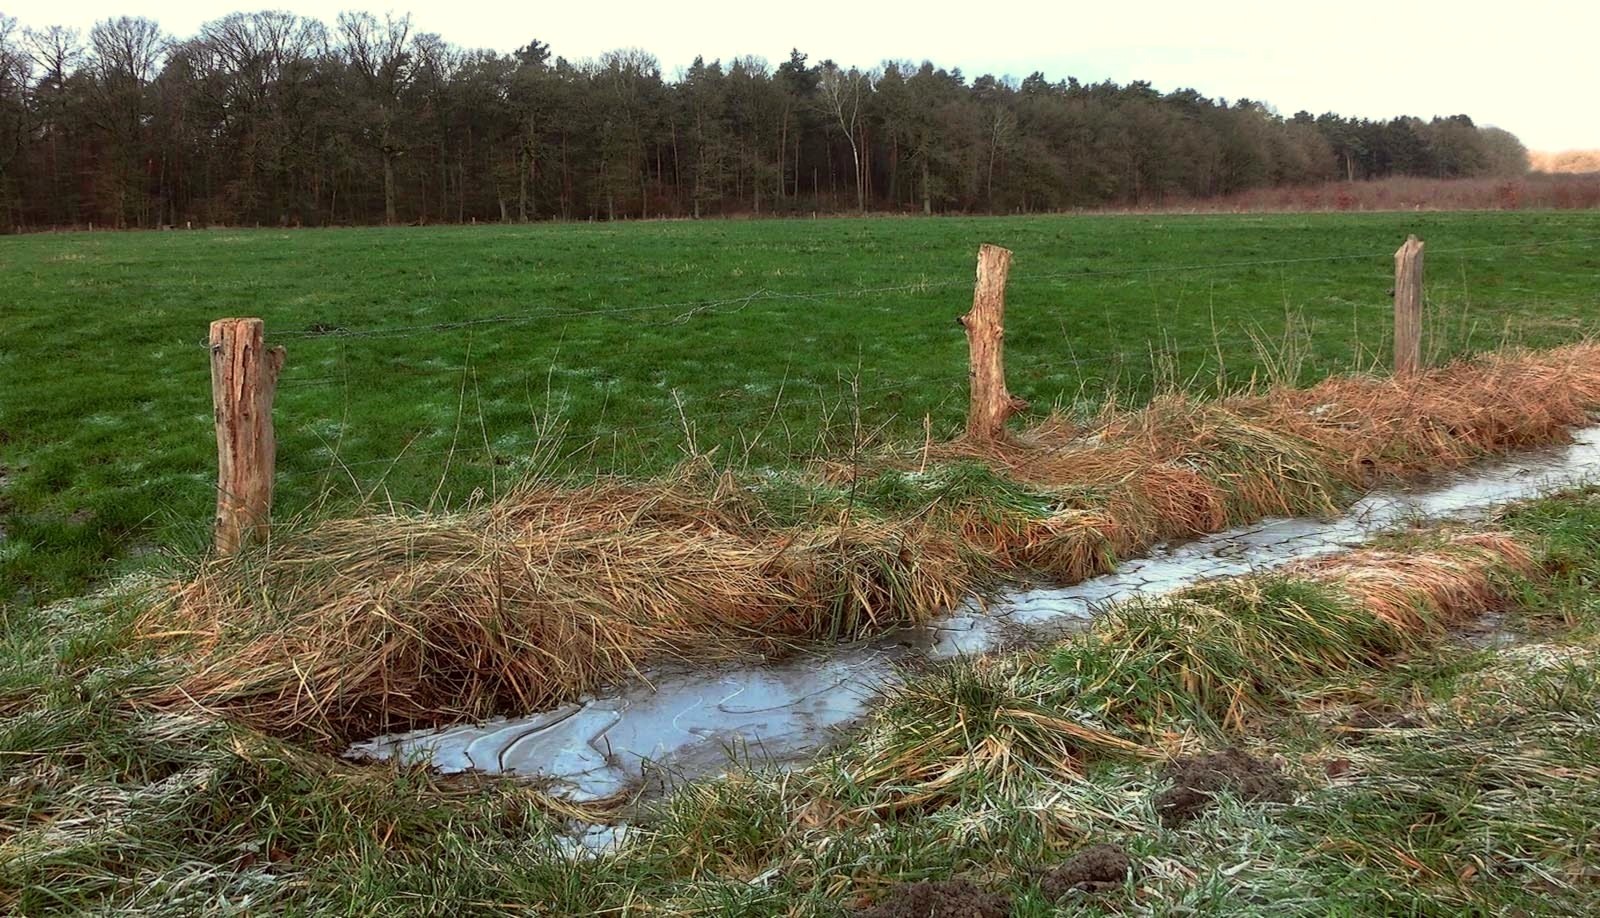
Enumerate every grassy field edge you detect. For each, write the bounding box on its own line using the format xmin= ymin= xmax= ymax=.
xmin=112 ymin=342 xmax=1600 ymax=749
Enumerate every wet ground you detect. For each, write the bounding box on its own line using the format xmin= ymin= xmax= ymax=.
xmin=349 ymin=427 xmax=1600 ymax=817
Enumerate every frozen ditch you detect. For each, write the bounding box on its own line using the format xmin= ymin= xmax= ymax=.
xmin=349 ymin=426 xmax=1600 ymax=806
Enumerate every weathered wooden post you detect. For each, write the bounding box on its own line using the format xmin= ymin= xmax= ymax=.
xmin=959 ymin=243 xmax=1028 ymax=440
xmin=209 ymin=318 xmax=284 ymax=554
xmin=1393 ymin=234 xmax=1425 ymax=376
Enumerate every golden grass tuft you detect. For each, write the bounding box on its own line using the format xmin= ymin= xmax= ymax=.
xmin=943 ymin=343 xmax=1600 ymax=552
xmin=1295 ymin=531 xmax=1538 ymax=634
xmin=771 ymin=518 xmax=972 ymax=638
xmin=137 ymin=344 xmax=1600 ymax=744
xmin=1255 ymin=344 xmax=1600 ymax=481
xmin=942 ymin=505 xmax=1121 ymax=584
xmin=839 ymin=658 xmax=1148 ymax=811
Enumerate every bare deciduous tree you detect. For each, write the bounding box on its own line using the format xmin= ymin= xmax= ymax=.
xmin=338 ymin=11 xmax=414 ymax=225
xmin=85 ymin=17 xmax=165 ymax=225
xmin=817 ymin=61 xmax=875 ymax=212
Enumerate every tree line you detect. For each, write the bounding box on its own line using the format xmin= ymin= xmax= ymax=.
xmin=0 ymin=11 xmax=1532 ymax=229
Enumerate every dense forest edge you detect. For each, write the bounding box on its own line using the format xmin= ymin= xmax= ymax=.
xmin=0 ymin=11 xmax=1578 ymax=231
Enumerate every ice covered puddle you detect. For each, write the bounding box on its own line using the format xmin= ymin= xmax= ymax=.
xmin=361 ymin=649 xmax=895 ymax=802
xmin=349 ymin=426 xmax=1600 ymax=801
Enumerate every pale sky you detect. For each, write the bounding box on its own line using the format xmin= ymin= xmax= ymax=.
xmin=8 ymin=0 xmax=1597 ymax=150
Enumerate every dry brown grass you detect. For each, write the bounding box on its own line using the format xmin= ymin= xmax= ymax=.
xmin=950 ymin=341 xmax=1600 ymax=552
xmin=136 ymin=344 xmax=1600 ymax=745
xmin=1531 ymin=150 xmax=1600 ymax=175
xmin=1296 ymin=531 xmax=1538 ymax=634
xmin=1135 ymin=174 xmax=1600 ymax=212
xmin=1257 ymin=347 xmax=1600 ymax=477
xmin=140 ymin=479 xmax=971 ymax=744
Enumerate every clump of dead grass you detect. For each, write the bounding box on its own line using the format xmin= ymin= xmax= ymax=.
xmin=1293 ymin=531 xmax=1538 ymax=633
xmin=1257 ymin=344 xmax=1600 ymax=480
xmin=935 ymin=342 xmax=1600 ymax=574
xmin=837 ymin=659 xmax=1147 ymax=811
xmin=972 ymin=342 xmax=1600 ymax=525
xmin=139 ymin=478 xmax=972 ymax=745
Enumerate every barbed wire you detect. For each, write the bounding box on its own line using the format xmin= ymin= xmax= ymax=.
xmin=250 ymin=324 xmax=1402 ymax=396
xmin=272 ymin=316 xmax=1398 ymax=396
xmin=267 ymin=308 xmax=1565 ymax=400
xmin=1417 ymin=234 xmax=1600 ymax=257
xmin=1009 ymin=233 xmax=1600 ymax=288
xmin=274 ymin=375 xmax=974 ymax=480
xmin=275 ymin=289 xmax=1600 ymax=403
xmin=263 ymin=278 xmax=971 ymax=345
xmin=293 ymin=305 xmax=1600 ymax=475
xmin=180 ymin=232 xmax=1600 ymax=352
xmin=276 ymin=366 xmax=472 ymax=390
xmin=208 ymin=229 xmax=1600 ymax=486
xmin=273 ymin=313 xmax=1600 ymax=487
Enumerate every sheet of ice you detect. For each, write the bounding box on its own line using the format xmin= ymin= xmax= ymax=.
xmin=353 ymin=645 xmax=903 ymax=803
xmin=349 ymin=425 xmax=1600 ymax=802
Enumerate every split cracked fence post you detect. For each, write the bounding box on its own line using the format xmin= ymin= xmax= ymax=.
xmin=209 ymin=317 xmax=284 ymax=555
xmin=1394 ymin=234 xmax=1425 ymax=377
xmin=960 ymin=243 xmax=1028 ymax=441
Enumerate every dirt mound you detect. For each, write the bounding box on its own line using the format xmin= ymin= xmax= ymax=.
xmin=1040 ymin=843 xmax=1131 ymax=899
xmin=1156 ymin=748 xmax=1292 ymax=827
xmin=853 ymin=879 xmax=1010 ymax=918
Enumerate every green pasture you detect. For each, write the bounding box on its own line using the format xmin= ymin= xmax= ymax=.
xmin=2 ymin=211 xmax=1598 ymax=602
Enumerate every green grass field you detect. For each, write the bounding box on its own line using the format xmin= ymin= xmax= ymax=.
xmin=3 ymin=211 xmax=1600 ymax=604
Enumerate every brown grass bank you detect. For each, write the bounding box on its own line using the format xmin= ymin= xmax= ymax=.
xmin=1142 ymin=174 xmax=1600 ymax=212
xmin=135 ymin=343 xmax=1600 ymax=746
xmin=1531 ymin=150 xmax=1600 ymax=175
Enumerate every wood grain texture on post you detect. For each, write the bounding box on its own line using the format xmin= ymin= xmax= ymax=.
xmin=209 ymin=318 xmax=284 ymax=554
xmin=960 ymin=243 xmax=1029 ymax=440
xmin=1393 ymin=234 xmax=1425 ymax=377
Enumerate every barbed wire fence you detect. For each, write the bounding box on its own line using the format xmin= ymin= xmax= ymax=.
xmin=198 ymin=232 xmax=1600 ymax=551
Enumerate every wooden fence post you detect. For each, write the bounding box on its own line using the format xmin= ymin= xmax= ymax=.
xmin=1393 ymin=234 xmax=1425 ymax=376
xmin=960 ymin=243 xmax=1028 ymax=440
xmin=209 ymin=318 xmax=284 ymax=555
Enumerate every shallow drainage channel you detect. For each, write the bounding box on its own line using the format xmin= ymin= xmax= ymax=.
xmin=350 ymin=427 xmax=1600 ymax=810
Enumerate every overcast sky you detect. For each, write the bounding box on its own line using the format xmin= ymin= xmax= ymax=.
xmin=7 ymin=0 xmax=1595 ymax=151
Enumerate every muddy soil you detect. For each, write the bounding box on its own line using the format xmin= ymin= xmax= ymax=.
xmin=853 ymin=879 xmax=1010 ymax=918
xmin=1039 ymin=843 xmax=1131 ymax=899
xmin=1155 ymin=748 xmax=1293 ymax=827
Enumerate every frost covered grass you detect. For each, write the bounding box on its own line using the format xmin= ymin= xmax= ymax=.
xmin=7 ymin=489 xmax=1600 ymax=914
